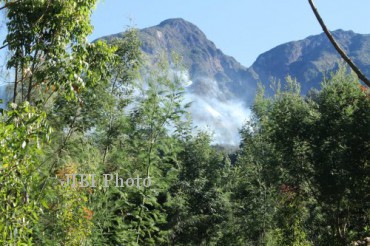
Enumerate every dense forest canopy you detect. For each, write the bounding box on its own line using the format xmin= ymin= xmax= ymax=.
xmin=0 ymin=1 xmax=369 ymax=245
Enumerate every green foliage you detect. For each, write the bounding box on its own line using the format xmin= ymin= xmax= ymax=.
xmin=308 ymin=69 xmax=370 ymax=244
xmin=230 ymin=123 xmax=277 ymax=244
xmin=236 ymin=69 xmax=370 ymax=245
xmin=168 ymin=132 xmax=234 ymax=245
xmin=0 ymin=102 xmax=50 ymax=244
xmin=109 ymin=60 xmax=189 ymax=245
xmin=4 ymin=0 xmax=107 ymax=103
xmin=1 ymin=1 xmax=369 ymax=245
xmin=34 ymin=163 xmax=93 ymax=245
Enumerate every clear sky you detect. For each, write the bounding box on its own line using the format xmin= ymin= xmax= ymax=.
xmin=91 ymin=0 xmax=370 ymax=67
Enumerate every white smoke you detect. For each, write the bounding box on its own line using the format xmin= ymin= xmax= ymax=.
xmin=185 ymin=93 xmax=251 ymax=145
xmin=0 ymin=66 xmax=251 ymax=145
xmin=178 ymin=70 xmax=251 ymax=146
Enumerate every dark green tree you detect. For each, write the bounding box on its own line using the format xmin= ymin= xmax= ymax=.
xmin=235 ymin=69 xmax=369 ymax=245
xmin=168 ymin=132 xmax=234 ymax=245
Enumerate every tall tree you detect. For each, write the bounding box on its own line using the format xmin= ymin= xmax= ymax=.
xmin=0 ymin=0 xmax=115 ymax=244
xmin=2 ymin=0 xmax=109 ymax=104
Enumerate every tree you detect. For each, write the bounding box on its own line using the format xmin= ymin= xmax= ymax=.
xmin=168 ymin=132 xmax=234 ymax=245
xmin=107 ymin=60 xmax=190 ymax=245
xmin=309 ymin=70 xmax=370 ymax=244
xmin=3 ymin=0 xmax=110 ymax=104
xmin=236 ymin=70 xmax=369 ymax=245
xmin=0 ymin=102 xmax=50 ymax=244
xmin=0 ymin=1 xmax=115 ymax=244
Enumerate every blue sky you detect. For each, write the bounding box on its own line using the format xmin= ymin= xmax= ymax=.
xmin=91 ymin=1 xmax=370 ymax=67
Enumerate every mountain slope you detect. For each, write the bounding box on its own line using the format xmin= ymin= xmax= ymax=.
xmin=139 ymin=18 xmax=258 ymax=101
xmin=102 ymin=18 xmax=257 ymax=103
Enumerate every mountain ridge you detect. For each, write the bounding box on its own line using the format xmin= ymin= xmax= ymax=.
xmin=100 ymin=18 xmax=370 ymax=100
xmin=250 ymin=29 xmax=370 ymax=94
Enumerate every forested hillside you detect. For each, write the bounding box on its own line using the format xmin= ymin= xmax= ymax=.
xmin=0 ymin=1 xmax=369 ymax=245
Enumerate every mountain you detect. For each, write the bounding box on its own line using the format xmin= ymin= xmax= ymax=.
xmin=98 ymin=19 xmax=370 ymax=144
xmin=102 ymin=19 xmax=370 ymax=99
xmin=250 ymin=29 xmax=370 ymax=94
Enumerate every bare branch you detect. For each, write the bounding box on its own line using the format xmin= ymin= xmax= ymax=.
xmin=308 ymin=0 xmax=370 ymax=87
xmin=0 ymin=44 xmax=8 ymax=50
xmin=0 ymin=5 xmax=8 ymax=11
